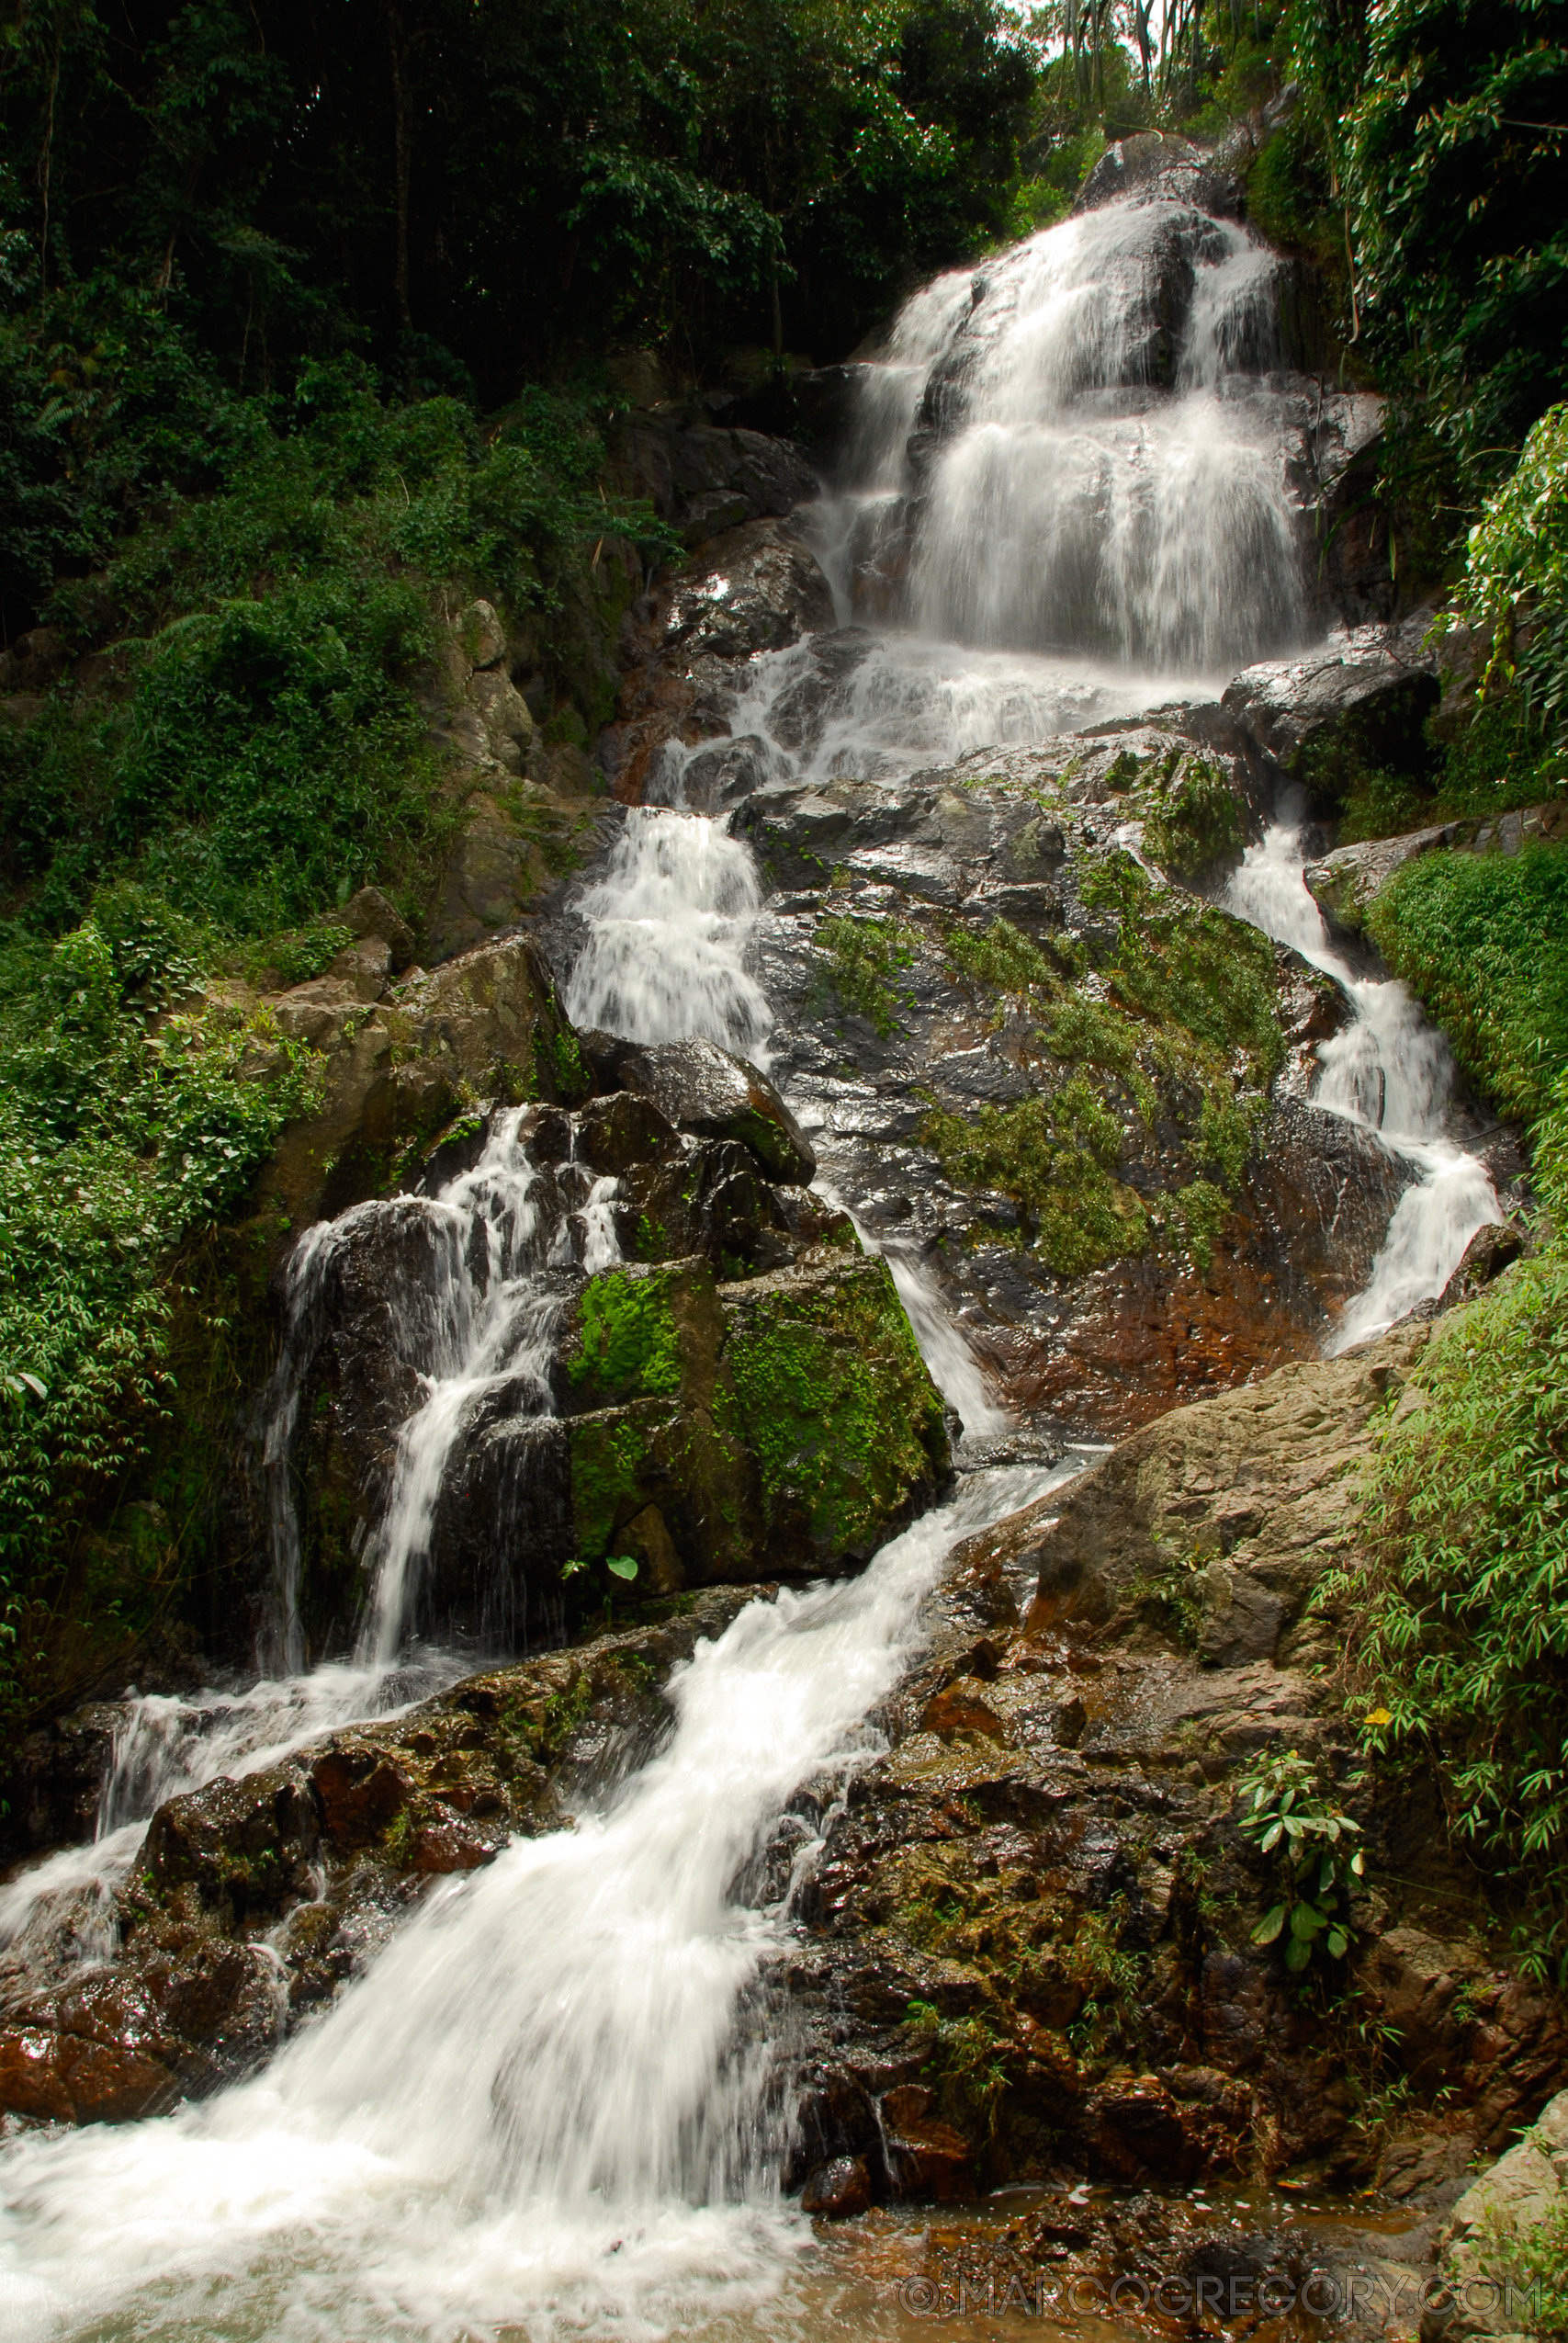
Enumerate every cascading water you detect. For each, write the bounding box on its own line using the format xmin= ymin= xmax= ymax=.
xmin=565 ymin=809 xmax=773 ymax=1060
xmin=0 ymin=1110 xmax=611 ymax=1964
xmin=1224 ymin=803 xmax=1500 ymax=1348
xmin=659 ymin=192 xmax=1309 ymax=810
xmin=0 ymin=1461 xmax=1074 ymax=2342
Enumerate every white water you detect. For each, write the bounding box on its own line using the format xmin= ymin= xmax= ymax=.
xmin=0 ymin=1462 xmax=1071 ymax=2343
xmin=0 ymin=1656 xmax=458 ymax=1969
xmin=358 ymin=1110 xmax=577 ymax=1669
xmin=565 ymin=809 xmax=773 ymax=1061
xmin=1224 ymin=808 xmax=1500 ymax=1349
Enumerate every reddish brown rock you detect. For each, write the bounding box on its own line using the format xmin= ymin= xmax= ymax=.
xmin=880 ymin=2086 xmax=977 ymax=2201
xmin=800 ymin=2155 xmax=874 ymax=2217
xmin=0 ymin=2027 xmax=177 ymax=2124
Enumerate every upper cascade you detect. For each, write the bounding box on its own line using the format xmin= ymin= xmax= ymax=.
xmin=830 ymin=195 xmax=1309 ymax=675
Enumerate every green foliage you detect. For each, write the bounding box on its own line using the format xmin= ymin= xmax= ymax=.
xmin=1 ymin=365 xmax=650 ymax=935
xmin=1137 ymin=753 xmax=1244 ymax=877
xmin=814 ymin=910 xmax=920 ymax=1038
xmin=717 ymin=1261 xmax=946 ymax=1556
xmin=0 ymin=899 xmax=319 ymax=1666
xmin=1442 ymin=403 xmax=1568 ymax=756
xmin=0 ymin=0 xmax=1033 ymax=429
xmin=927 ymin=862 xmax=1281 ymax=1278
xmin=1335 ymin=771 xmax=1433 ymax=846
xmin=567 ymin=1268 xmax=686 ymax=1408
xmin=1333 ymin=1175 xmax=1568 ymax=1971
xmin=923 ymin=1086 xmax=1150 ymax=1276
xmin=1235 ymin=1747 xmax=1365 ymax=1972
xmin=904 ymin=1999 xmax=1010 ymax=2133
xmin=1346 ymin=0 xmax=1568 ymax=483
xmin=1366 ymin=842 xmax=1568 ymax=1119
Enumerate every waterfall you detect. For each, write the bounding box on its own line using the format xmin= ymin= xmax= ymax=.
xmin=564 ymin=808 xmax=773 ymax=1059
xmin=1224 ymin=808 xmax=1500 ymax=1348
xmin=0 ymin=1462 xmax=1073 ymax=2343
xmin=0 ymin=172 xmax=1501 ymax=2340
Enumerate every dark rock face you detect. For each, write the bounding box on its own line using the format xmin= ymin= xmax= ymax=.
xmin=1074 ymin=132 xmax=1242 ymax=221
xmin=601 ymin=519 xmax=835 ymax=801
xmin=581 ymin=1032 xmax=817 ymax=1183
xmin=1223 ymin=617 xmax=1442 ymax=809
xmin=782 ymin=1326 xmax=1568 ymax=2205
xmin=0 ymin=1601 xmax=757 ymax=2123
xmin=604 ymin=410 xmax=818 ymax=551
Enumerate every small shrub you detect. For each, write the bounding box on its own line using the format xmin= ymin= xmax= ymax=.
xmin=813 ymin=911 xmax=919 ymax=1038
xmin=1235 ymin=1747 xmax=1365 ymax=1971
xmin=1139 ymin=753 xmax=1245 ymax=876
xmin=1367 ymin=841 xmax=1568 ymax=1118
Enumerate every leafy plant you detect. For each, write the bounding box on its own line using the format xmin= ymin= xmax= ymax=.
xmin=1235 ymin=1747 xmax=1365 ymax=1972
xmin=813 ymin=911 xmax=919 ymax=1039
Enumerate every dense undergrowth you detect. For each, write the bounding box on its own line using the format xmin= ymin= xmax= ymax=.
xmin=1322 ymin=1080 xmax=1568 ymax=1979
xmin=0 ymin=361 xmax=657 ymax=1706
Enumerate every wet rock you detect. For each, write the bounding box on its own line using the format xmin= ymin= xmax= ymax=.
xmin=800 ymin=2154 xmax=874 ymax=2217
xmin=1223 ymin=620 xmax=1441 ymax=808
xmin=589 ymin=1033 xmax=817 ymax=1183
xmin=604 ymin=412 xmax=818 ymax=549
xmin=738 ymin=740 xmax=1415 ymax=1437
xmin=880 ymin=2084 xmax=977 ymax=2200
xmin=601 ymin=519 xmax=835 ymax=800
xmin=0 ymin=2026 xmax=177 ymax=2124
xmin=1074 ymin=131 xmax=1242 ymax=221
xmin=783 ymin=1323 xmax=1563 ymax=2206
xmin=1087 ymin=2073 xmax=1200 ymax=2180
xmin=257 ymin=931 xmax=589 ymax=1238
xmin=1434 ymin=1223 xmax=1524 ymax=1314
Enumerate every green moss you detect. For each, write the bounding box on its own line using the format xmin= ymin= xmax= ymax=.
xmin=813 ymin=911 xmax=920 ymax=1038
xmin=568 ymin=1415 xmax=651 ymax=1564
xmin=923 ymin=1089 xmax=1149 ymax=1278
xmin=567 ymin=1265 xmax=686 ymax=1408
xmin=717 ymin=1261 xmax=945 ymax=1559
xmin=943 ymin=916 xmax=1061 ymax=999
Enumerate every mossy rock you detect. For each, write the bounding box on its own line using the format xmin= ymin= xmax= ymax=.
xmin=716 ymin=1252 xmax=950 ymax=1568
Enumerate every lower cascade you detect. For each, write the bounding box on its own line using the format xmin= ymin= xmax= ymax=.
xmin=0 ymin=151 xmax=1549 ymax=2343
xmin=0 ymin=1466 xmax=1066 ymax=2337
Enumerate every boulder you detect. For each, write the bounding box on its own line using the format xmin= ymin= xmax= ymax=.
xmin=600 ymin=518 xmax=835 ymax=800
xmin=800 ymin=2154 xmax=874 ymax=2217
xmin=1305 ymin=800 xmax=1568 ymax=932
xmin=1427 ymin=2088 xmax=1568 ymax=2343
xmin=256 ymin=932 xmax=589 ymax=1237
xmin=586 ymin=1033 xmax=817 ymax=1183
xmin=604 ymin=413 xmax=818 ymax=549
xmin=1223 ymin=621 xmax=1440 ymax=806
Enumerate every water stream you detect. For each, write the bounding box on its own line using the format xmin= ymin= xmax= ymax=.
xmin=0 ymin=1462 xmax=1072 ymax=2342
xmin=1224 ymin=805 xmax=1498 ymax=1349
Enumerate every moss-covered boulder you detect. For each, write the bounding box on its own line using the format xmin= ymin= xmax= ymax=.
xmin=540 ymin=1251 xmax=950 ymax=1592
